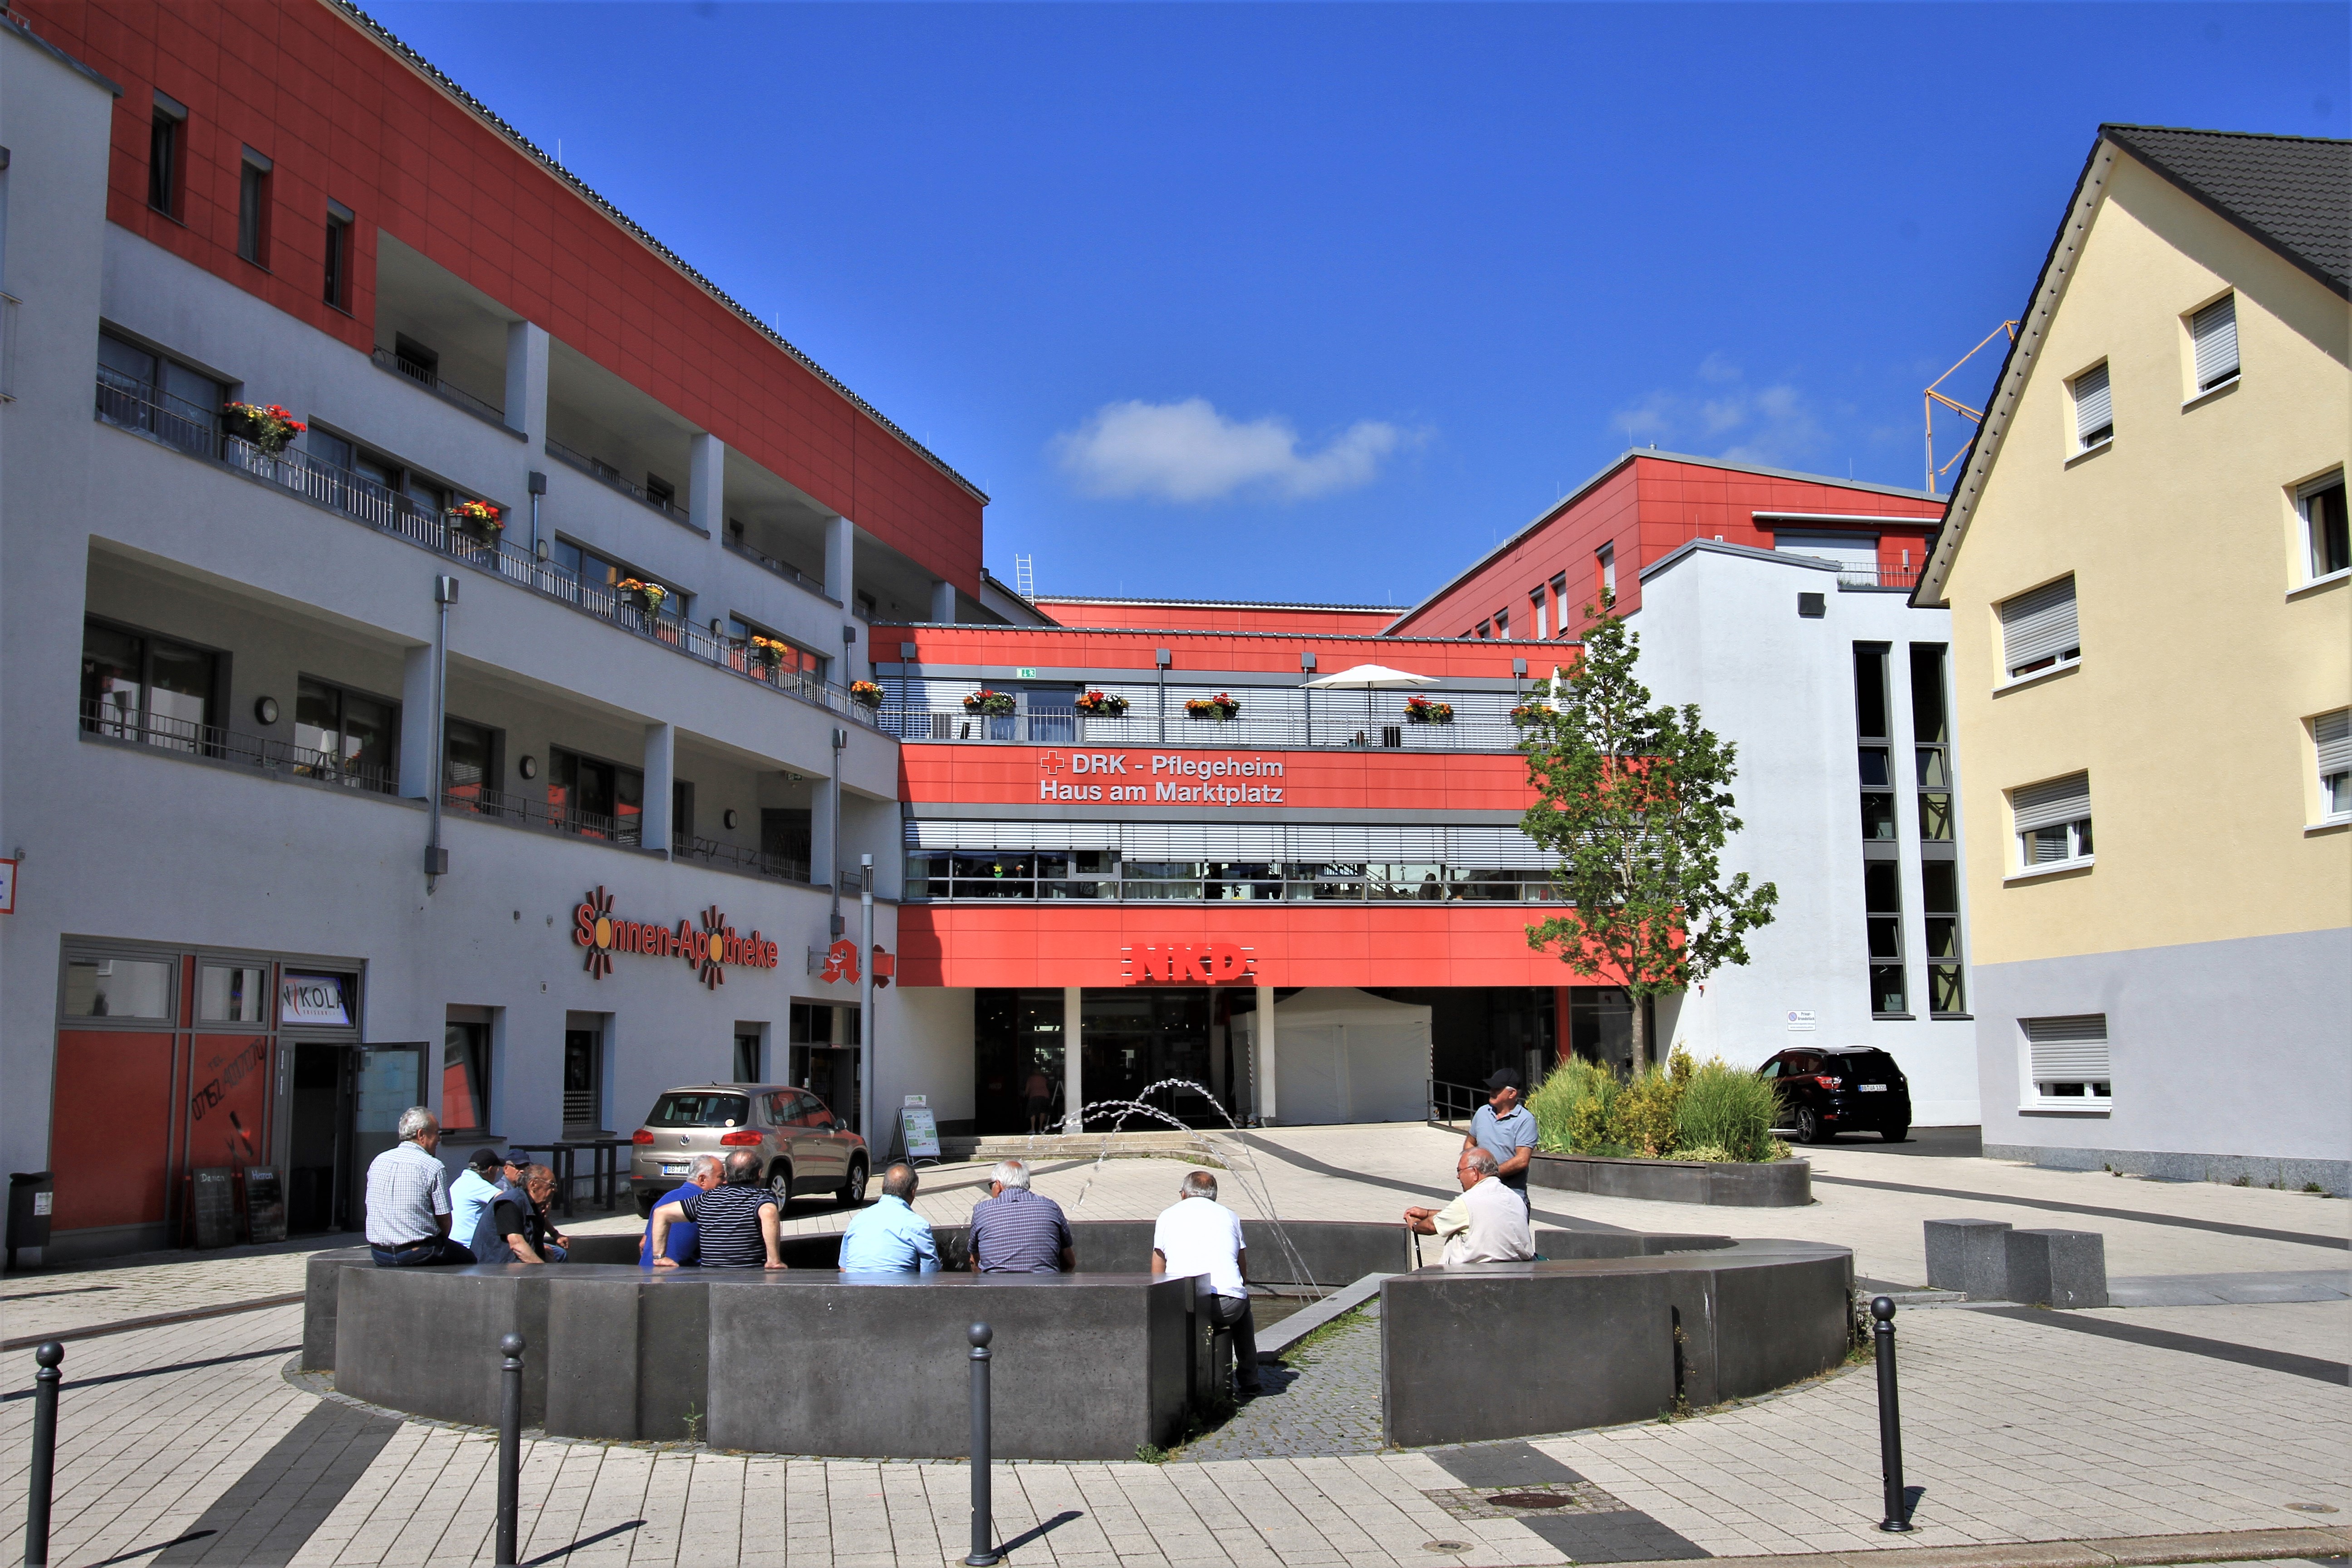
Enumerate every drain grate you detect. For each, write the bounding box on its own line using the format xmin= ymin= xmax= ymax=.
xmin=1489 ymin=1492 xmax=1573 ymax=1509
xmin=1421 ymin=1543 xmax=1472 ymax=1553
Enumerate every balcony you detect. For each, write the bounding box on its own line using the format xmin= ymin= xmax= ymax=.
xmin=545 ymin=435 xmax=697 ymax=529
xmin=1838 ymin=564 xmax=1922 ymax=592
xmin=880 ymin=705 xmax=1524 ymax=753
xmin=906 ymin=858 xmax=1557 ymax=904
xmin=93 ymin=374 xmax=884 ymax=730
xmin=78 ymin=699 xmax=400 ymax=794
xmin=370 ymin=346 xmax=512 ymax=433
xmin=671 ymin=834 xmax=812 ymax=886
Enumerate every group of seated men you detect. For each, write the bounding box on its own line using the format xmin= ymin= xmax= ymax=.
xmin=361 ymin=1108 xmax=572 ymax=1267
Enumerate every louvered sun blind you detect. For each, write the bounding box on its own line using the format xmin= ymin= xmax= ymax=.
xmin=2011 ymin=772 xmax=2091 ymax=834
xmin=902 ymin=819 xmax=1543 ymax=865
xmin=2072 ymin=363 xmax=2112 ymax=446
xmin=2000 ymin=576 xmax=2080 ymax=675
xmin=2024 ymin=1014 xmax=2110 ymax=1084
xmin=2315 ymin=710 xmax=2352 ymax=776
xmin=2191 ymin=295 xmax=2239 ymax=389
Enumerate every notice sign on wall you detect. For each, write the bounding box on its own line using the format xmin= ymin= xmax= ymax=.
xmin=281 ymin=973 xmax=351 ymax=1026
xmin=1785 ymin=1009 xmax=1817 ymax=1032
xmin=1036 ymin=750 xmax=1288 ymax=806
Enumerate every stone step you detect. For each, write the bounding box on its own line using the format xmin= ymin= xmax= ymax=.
xmin=938 ymin=1131 xmax=1230 ymax=1166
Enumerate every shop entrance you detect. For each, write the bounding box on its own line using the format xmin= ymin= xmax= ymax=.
xmin=286 ymin=1043 xmax=354 ymax=1234
xmin=789 ymin=1000 xmax=862 ymax=1133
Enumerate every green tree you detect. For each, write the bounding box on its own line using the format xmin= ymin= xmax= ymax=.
xmin=1518 ymin=593 xmax=1779 ymax=1072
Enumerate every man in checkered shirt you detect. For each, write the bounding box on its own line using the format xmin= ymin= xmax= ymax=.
xmin=365 ymin=1107 xmax=476 ymax=1267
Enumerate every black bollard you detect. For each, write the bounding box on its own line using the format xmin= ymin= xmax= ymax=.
xmin=496 ymin=1332 xmax=525 ymax=1567
xmin=965 ymin=1322 xmax=999 ymax=1567
xmin=1871 ymin=1296 xmax=1914 ymax=1533
xmin=24 ymin=1342 xmax=63 ymax=1568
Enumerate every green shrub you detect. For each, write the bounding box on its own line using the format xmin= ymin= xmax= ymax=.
xmin=1676 ymin=1143 xmax=1734 ymax=1163
xmin=1528 ymin=1057 xmax=1616 ymax=1152
xmin=1608 ymin=1062 xmax=1683 ymax=1157
xmin=1674 ymin=1056 xmax=1780 ymax=1162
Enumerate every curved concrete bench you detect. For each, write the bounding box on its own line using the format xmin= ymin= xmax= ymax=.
xmin=303 ymin=1220 xmax=1849 ymax=1459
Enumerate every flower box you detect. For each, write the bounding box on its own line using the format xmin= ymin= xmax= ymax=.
xmin=1510 ymin=702 xmax=1548 ymax=726
xmin=1074 ymin=690 xmax=1129 ymax=716
xmin=451 ymin=500 xmax=503 ymax=541
xmin=963 ymin=689 xmax=1017 ymax=716
xmin=1404 ymin=696 xmax=1454 ymax=725
xmin=747 ymin=635 xmax=788 ymax=673
xmin=223 ymin=401 xmax=306 ymax=456
xmin=617 ymin=577 xmax=667 ymax=615
xmin=1184 ymin=693 xmax=1241 ymax=721
xmin=849 ymin=680 xmax=884 ymax=710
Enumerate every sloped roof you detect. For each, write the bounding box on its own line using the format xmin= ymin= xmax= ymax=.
xmin=2101 ymin=125 xmax=2351 ymax=298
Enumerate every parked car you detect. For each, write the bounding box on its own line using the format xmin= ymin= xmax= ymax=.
xmin=1759 ymin=1047 xmax=1910 ymax=1143
xmin=630 ymin=1083 xmax=868 ymax=1216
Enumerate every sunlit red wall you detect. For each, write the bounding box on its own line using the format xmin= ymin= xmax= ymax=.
xmin=1032 ymin=601 xmax=1405 ymax=636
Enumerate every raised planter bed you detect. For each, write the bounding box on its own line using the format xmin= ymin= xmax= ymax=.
xmin=1528 ymin=1149 xmax=1810 ymax=1207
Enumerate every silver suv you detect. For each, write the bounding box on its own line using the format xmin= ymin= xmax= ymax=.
xmin=629 ymin=1083 xmax=868 ymax=1216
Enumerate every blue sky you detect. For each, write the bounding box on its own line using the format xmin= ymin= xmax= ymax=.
xmin=374 ymin=2 xmax=2349 ymax=608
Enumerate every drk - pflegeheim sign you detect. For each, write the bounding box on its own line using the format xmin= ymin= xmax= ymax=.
xmin=1036 ymin=750 xmax=1286 ymax=806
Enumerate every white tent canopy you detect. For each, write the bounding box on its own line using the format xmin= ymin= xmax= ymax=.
xmin=1302 ymin=663 xmax=1436 ymax=689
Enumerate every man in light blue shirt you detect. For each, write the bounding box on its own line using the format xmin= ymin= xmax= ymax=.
xmin=1467 ymin=1068 xmax=1538 ymax=1211
xmin=836 ymin=1162 xmax=939 ymax=1274
xmin=451 ymin=1148 xmax=518 ymax=1256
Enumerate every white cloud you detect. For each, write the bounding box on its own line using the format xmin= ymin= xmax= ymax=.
xmin=1607 ymin=357 xmax=1828 ymax=467
xmin=1051 ymin=397 xmax=1412 ymax=504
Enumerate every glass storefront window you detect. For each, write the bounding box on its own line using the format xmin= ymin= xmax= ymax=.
xmin=63 ymin=956 xmax=175 ymax=1019
xmin=444 ymin=1019 xmax=490 ymax=1132
xmin=199 ymin=964 xmax=269 ymax=1023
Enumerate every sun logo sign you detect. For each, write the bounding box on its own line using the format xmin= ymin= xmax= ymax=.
xmin=572 ymin=886 xmax=781 ymax=985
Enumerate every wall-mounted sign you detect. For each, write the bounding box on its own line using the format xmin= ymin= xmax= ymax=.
xmin=1121 ymin=942 xmax=1256 ymax=985
xmin=817 ymin=937 xmax=860 ymax=985
xmin=1036 ymin=750 xmax=1287 ymax=806
xmin=280 ymin=973 xmax=351 ymax=1025
xmin=573 ymin=887 xmax=779 ymax=988
xmin=1015 ymin=667 xmax=1038 ymax=679
xmin=1785 ymin=1009 xmax=1817 ymax=1032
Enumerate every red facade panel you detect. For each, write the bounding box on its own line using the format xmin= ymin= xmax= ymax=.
xmin=900 ymin=745 xmax=1536 ymax=814
xmin=884 ymin=626 xmax=1556 ymax=680
xmin=19 ymin=0 xmax=985 ymax=593
xmin=1031 ymin=602 xmax=1405 ymax=636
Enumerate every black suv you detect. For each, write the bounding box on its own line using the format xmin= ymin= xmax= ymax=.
xmin=1760 ymin=1046 xmax=1910 ymax=1143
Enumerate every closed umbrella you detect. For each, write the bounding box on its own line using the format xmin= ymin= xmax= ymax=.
xmin=1302 ymin=663 xmax=1437 ymax=742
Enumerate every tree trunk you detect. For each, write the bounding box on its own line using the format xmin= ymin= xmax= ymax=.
xmin=1627 ymin=989 xmax=1649 ymax=1075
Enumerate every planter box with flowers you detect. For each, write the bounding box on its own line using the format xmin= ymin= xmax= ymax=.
xmin=1184 ymin=693 xmax=1241 ymax=722
xmin=963 ymin=689 xmax=1017 ymax=716
xmin=747 ymin=635 xmax=790 ymax=674
xmin=849 ymin=680 xmax=885 ymax=710
xmin=451 ymin=499 xmax=504 ymax=544
xmin=1510 ymin=701 xmax=1552 ymax=726
xmin=1404 ymin=696 xmax=1454 ymax=725
xmin=617 ymin=578 xmax=667 ymax=617
xmin=223 ymin=402 xmax=306 ymax=456
xmin=1074 ymin=690 xmax=1129 ymax=717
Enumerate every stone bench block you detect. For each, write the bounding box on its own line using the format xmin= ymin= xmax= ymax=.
xmin=2004 ymin=1227 xmax=2109 ymax=1308
xmin=1923 ymin=1218 xmax=2012 ymax=1299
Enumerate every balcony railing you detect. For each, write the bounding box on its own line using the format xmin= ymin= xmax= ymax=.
xmin=79 ymin=699 xmax=400 ymax=794
xmin=724 ymin=538 xmax=829 ymax=599
xmin=671 ymin=834 xmax=812 ymax=884
xmin=544 ymin=436 xmax=692 ymax=525
xmin=442 ymin=785 xmax=640 ymax=846
xmin=1838 ymin=564 xmax=1921 ymax=591
xmin=370 ymin=348 xmax=508 ymax=428
xmin=878 ymin=706 xmax=1524 ymax=752
xmin=94 ymin=374 xmax=882 ymax=729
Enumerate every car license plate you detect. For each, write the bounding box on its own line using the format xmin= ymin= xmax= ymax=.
xmin=660 ymin=1162 xmax=689 ymax=1175
xmin=1859 ymin=1083 xmax=1888 ymax=1093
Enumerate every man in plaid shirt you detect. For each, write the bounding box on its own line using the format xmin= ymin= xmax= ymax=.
xmin=365 ymin=1107 xmax=476 ymax=1267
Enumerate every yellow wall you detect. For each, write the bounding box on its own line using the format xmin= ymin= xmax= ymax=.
xmin=1944 ymin=152 xmax=2351 ymax=967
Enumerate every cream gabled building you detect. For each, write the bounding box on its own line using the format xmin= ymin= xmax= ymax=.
xmin=1916 ymin=125 xmax=2350 ymax=1191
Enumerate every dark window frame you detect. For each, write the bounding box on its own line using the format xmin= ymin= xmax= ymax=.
xmin=236 ymin=147 xmax=272 ymax=267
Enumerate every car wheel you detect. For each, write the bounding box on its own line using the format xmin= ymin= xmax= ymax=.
xmin=1794 ymin=1106 xmax=1826 ymax=1144
xmin=1882 ymin=1123 xmax=1909 ymax=1143
xmin=837 ymin=1157 xmax=868 ymax=1206
xmin=769 ymin=1166 xmax=793 ymax=1209
xmin=634 ymin=1191 xmax=656 ymax=1220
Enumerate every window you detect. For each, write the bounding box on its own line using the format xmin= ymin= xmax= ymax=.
xmin=2302 ymin=473 xmax=2347 ymax=581
xmin=2315 ymin=709 xmax=2351 ymax=822
xmin=443 ymin=717 xmax=498 ymax=809
xmin=2012 ymin=771 xmax=2092 ymax=869
xmin=444 ymin=1012 xmax=492 ymax=1132
xmin=1911 ymin=644 xmax=1953 ymax=841
xmin=1476 ymin=621 xmax=1490 ymax=639
xmin=96 ymin=330 xmax=221 ymax=456
xmin=200 ymin=964 xmax=270 ymax=1023
xmin=2189 ymin=294 xmax=2238 ymax=391
xmin=563 ymin=1026 xmax=604 ymax=1134
xmin=645 ymin=473 xmax=676 ymax=510
xmin=1999 ymin=574 xmax=2079 ymax=679
xmin=147 ymin=93 xmax=186 ymax=216
xmin=552 ymin=538 xmax=690 ymax=624
xmin=731 ymin=620 xmax=826 ymax=690
xmin=294 ymin=676 xmax=399 ymax=788
xmin=1854 ymin=643 xmax=1896 ymax=841
xmin=671 ymin=779 xmax=695 ymax=849
xmin=236 ymin=149 xmax=271 ymax=266
xmin=1865 ymin=861 xmax=1906 ymax=1015
xmin=1597 ymin=544 xmax=1617 ymax=602
xmin=762 ymin=808 xmax=813 ymax=880
xmin=1921 ymin=862 xmax=1966 ymax=1014
xmin=2070 ymin=362 xmax=2112 ymax=449
xmin=1531 ymin=588 xmax=1548 ymax=642
xmin=323 ymin=201 xmax=353 ymax=309
xmin=80 ymin=618 xmax=217 ymax=752
xmin=63 ymin=955 xmax=175 ymax=1020
xmin=1492 ymin=608 xmax=1509 ymax=640
xmin=735 ymin=1033 xmax=763 ymax=1084
xmin=2024 ymin=1014 xmax=2109 ymax=1103
xmin=1550 ymin=573 xmax=1569 ymax=636
xmin=549 ymin=748 xmax=643 ymax=844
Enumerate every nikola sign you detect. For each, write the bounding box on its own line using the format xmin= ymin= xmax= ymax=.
xmin=1038 ymin=750 xmax=1286 ymax=805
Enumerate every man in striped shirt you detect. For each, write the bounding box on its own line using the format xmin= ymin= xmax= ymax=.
xmin=967 ymin=1160 xmax=1074 ymax=1273
xmin=648 ymin=1150 xmax=787 ymax=1270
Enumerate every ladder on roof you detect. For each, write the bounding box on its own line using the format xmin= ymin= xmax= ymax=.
xmin=1013 ymin=554 xmax=1034 ymax=599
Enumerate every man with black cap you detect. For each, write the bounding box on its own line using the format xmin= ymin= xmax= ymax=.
xmin=1467 ymin=1068 xmax=1538 ymax=1211
xmin=449 ymin=1147 xmax=518 ymax=1259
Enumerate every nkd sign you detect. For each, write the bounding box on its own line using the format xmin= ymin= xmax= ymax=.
xmin=1038 ymin=750 xmax=1286 ymax=805
xmin=1120 ymin=941 xmax=1256 ymax=985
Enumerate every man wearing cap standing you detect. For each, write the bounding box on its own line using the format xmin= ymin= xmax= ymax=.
xmin=1467 ymin=1068 xmax=1538 ymax=1212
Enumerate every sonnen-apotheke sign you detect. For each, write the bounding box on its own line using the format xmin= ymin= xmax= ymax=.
xmin=573 ymin=886 xmax=779 ymax=988
xmin=1037 ymin=750 xmax=1286 ymax=806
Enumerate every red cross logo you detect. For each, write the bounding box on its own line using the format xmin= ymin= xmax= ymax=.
xmin=1038 ymin=750 xmax=1067 ymax=774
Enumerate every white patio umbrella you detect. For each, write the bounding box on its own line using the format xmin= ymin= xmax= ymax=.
xmin=1302 ymin=662 xmax=1437 ymax=740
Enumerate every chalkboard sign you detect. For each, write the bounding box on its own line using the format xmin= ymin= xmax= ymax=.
xmin=190 ymin=1167 xmax=236 ymax=1249
xmin=244 ymin=1166 xmax=286 ymax=1245
xmin=899 ymin=1106 xmax=941 ymax=1164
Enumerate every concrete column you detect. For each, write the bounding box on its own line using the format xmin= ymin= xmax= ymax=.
xmin=929 ymin=578 xmax=956 ymax=624
xmin=1254 ymin=985 xmax=1278 ymax=1125
xmin=504 ymin=320 xmax=549 ymax=445
xmin=642 ymin=722 xmax=674 ymax=855
xmin=689 ymin=432 xmax=725 ymax=543
xmin=397 ymin=644 xmax=436 ymax=800
xmin=824 ymin=513 xmax=856 ymax=605
xmin=1063 ymin=985 xmax=1084 ymax=1133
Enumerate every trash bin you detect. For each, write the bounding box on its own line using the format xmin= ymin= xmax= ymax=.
xmin=8 ymin=1171 xmax=55 ymax=1268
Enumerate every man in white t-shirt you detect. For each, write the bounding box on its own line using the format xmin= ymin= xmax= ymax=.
xmin=1403 ymin=1148 xmax=1535 ymax=1265
xmin=1150 ymin=1170 xmax=1260 ymax=1397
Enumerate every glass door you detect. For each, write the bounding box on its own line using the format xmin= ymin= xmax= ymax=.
xmin=353 ymin=1041 xmax=424 ymax=1238
xmin=564 ymin=1027 xmax=603 ymax=1134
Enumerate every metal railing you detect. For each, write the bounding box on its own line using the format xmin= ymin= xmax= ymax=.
xmin=79 ymin=698 xmax=399 ymax=794
xmin=906 ymin=863 xmax=1555 ymax=904
xmin=94 ymin=375 xmax=883 ymax=728
xmin=1839 ymin=564 xmax=1922 ymax=591
xmin=879 ymin=706 xmax=1524 ymax=752
xmin=1428 ymin=1078 xmax=1490 ymax=1129
xmin=724 ymin=538 xmax=828 ymax=598
xmin=671 ymin=834 xmax=812 ymax=883
xmin=544 ymin=436 xmax=690 ymax=523
xmin=370 ymin=348 xmax=507 ymax=426
xmin=443 ymin=785 xmax=639 ymax=845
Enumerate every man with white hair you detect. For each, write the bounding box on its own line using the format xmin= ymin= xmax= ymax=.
xmin=966 ymin=1158 xmax=1074 ymax=1273
xmin=1151 ymin=1170 xmax=1261 ymax=1397
xmin=364 ymin=1106 xmax=475 ymax=1267
xmin=1402 ymin=1147 xmax=1535 ymax=1265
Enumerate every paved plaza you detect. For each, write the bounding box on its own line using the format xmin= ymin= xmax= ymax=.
xmin=2 ymin=1125 xmax=2346 ymax=1566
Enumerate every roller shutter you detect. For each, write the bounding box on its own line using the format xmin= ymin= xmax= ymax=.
xmin=2315 ymin=709 xmax=2351 ymax=774
xmin=2000 ymin=576 xmax=2080 ymax=675
xmin=2191 ymin=295 xmax=2239 ymax=390
xmin=2010 ymin=772 xmax=2091 ymax=834
xmin=2072 ymin=363 xmax=2112 ymax=444
xmin=2024 ymin=1014 xmax=2110 ymax=1083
